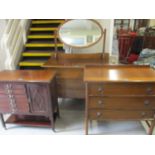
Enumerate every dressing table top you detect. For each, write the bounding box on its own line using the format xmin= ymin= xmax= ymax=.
xmin=43 ymin=53 xmax=109 ymax=68
xmin=84 ymin=65 xmax=155 ymax=83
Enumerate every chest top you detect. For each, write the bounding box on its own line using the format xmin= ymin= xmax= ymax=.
xmin=0 ymin=70 xmax=56 ymax=83
xmin=84 ymin=65 xmax=155 ymax=83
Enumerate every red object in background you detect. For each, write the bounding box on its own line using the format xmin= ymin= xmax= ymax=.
xmin=129 ymin=32 xmax=137 ymax=36
xmin=127 ymin=53 xmax=139 ymax=63
xmin=118 ymin=33 xmax=137 ymax=61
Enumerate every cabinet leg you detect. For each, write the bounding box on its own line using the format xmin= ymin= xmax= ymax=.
xmin=50 ymin=117 xmax=55 ymax=132
xmin=0 ymin=114 xmax=6 ymax=130
xmin=85 ymin=118 xmax=88 ymax=135
xmin=148 ymin=120 xmax=155 ymax=135
xmin=57 ymin=105 xmax=60 ymax=118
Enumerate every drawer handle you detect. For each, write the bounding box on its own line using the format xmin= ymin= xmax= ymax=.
xmin=141 ymin=112 xmax=146 ymax=117
xmin=146 ymin=87 xmax=153 ymax=94
xmin=8 ymin=95 xmax=13 ymax=99
xmin=96 ymin=112 xmax=102 ymax=117
xmin=98 ymin=87 xmax=103 ymax=92
xmin=98 ymin=100 xmax=103 ymax=105
xmin=144 ymin=100 xmax=150 ymax=105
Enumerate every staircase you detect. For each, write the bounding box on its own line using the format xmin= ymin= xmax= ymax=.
xmin=19 ymin=19 xmax=65 ymax=69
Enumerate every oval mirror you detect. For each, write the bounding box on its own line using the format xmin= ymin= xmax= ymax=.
xmin=58 ymin=19 xmax=103 ymax=48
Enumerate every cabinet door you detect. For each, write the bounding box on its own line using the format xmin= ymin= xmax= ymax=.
xmin=0 ymin=94 xmax=11 ymax=113
xmin=13 ymin=95 xmax=30 ymax=113
xmin=27 ymin=84 xmax=49 ymax=114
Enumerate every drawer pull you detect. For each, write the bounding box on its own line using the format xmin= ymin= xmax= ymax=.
xmin=98 ymin=100 xmax=103 ymax=105
xmin=96 ymin=112 xmax=102 ymax=117
xmin=98 ymin=87 xmax=103 ymax=92
xmin=146 ymin=87 xmax=153 ymax=94
xmin=144 ymin=100 xmax=150 ymax=105
xmin=8 ymin=95 xmax=13 ymax=99
xmin=141 ymin=112 xmax=146 ymax=117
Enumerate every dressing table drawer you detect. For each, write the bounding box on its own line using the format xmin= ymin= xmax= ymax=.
xmin=88 ymin=83 xmax=155 ymax=96
xmin=88 ymin=96 xmax=155 ymax=110
xmin=88 ymin=110 xmax=155 ymax=120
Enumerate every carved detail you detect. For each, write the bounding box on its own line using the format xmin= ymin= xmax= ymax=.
xmin=28 ymin=84 xmax=48 ymax=113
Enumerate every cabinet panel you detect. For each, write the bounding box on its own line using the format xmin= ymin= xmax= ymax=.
xmin=11 ymin=84 xmax=26 ymax=95
xmin=0 ymin=94 xmax=11 ymax=113
xmin=27 ymin=84 xmax=49 ymax=114
xmin=13 ymin=95 xmax=29 ymax=113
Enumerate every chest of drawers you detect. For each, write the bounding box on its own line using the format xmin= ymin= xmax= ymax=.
xmin=0 ymin=70 xmax=58 ymax=131
xmin=84 ymin=65 xmax=155 ymax=134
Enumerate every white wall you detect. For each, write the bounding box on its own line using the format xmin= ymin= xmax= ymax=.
xmin=149 ymin=19 xmax=155 ymax=27
xmin=0 ymin=20 xmax=7 ymax=70
xmin=70 ymin=19 xmax=114 ymax=54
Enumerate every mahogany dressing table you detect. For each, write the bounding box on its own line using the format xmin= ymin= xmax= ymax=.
xmin=43 ymin=53 xmax=109 ymax=99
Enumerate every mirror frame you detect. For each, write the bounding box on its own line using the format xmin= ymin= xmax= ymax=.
xmin=57 ymin=19 xmax=104 ymax=48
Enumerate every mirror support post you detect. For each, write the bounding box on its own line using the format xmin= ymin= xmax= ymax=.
xmin=69 ymin=47 xmax=72 ymax=53
xmin=102 ymin=29 xmax=106 ymax=54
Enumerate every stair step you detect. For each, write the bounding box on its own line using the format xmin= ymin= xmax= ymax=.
xmin=19 ymin=60 xmax=46 ymax=67
xmin=28 ymin=35 xmax=56 ymax=39
xmin=32 ymin=20 xmax=65 ymax=24
xmin=25 ymin=43 xmax=63 ymax=47
xmin=30 ymin=27 xmax=58 ymax=31
xmin=22 ymin=52 xmax=53 ymax=57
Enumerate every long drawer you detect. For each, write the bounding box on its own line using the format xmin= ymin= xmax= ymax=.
xmin=88 ymin=110 xmax=155 ymax=120
xmin=56 ymin=79 xmax=85 ymax=98
xmin=88 ymin=96 xmax=155 ymax=110
xmin=88 ymin=83 xmax=155 ymax=96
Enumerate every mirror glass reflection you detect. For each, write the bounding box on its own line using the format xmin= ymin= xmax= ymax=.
xmin=58 ymin=19 xmax=103 ymax=48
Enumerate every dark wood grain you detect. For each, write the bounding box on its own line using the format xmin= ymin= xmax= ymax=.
xmin=0 ymin=70 xmax=58 ymax=130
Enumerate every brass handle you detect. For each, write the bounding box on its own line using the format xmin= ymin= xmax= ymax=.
xmin=98 ymin=100 xmax=103 ymax=105
xmin=96 ymin=112 xmax=102 ymax=117
xmin=98 ymin=87 xmax=103 ymax=92
xmin=144 ymin=100 xmax=150 ymax=105
xmin=146 ymin=87 xmax=153 ymax=94
xmin=8 ymin=95 xmax=12 ymax=99
xmin=141 ymin=112 xmax=146 ymax=117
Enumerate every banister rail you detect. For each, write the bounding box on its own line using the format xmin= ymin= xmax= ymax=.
xmin=1 ymin=19 xmax=31 ymax=70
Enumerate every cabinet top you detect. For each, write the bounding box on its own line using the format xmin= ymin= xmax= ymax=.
xmin=0 ymin=70 xmax=56 ymax=83
xmin=84 ymin=65 xmax=155 ymax=83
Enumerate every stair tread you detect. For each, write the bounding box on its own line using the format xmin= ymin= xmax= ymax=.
xmin=22 ymin=51 xmax=54 ymax=56
xmin=28 ymin=35 xmax=56 ymax=39
xmin=25 ymin=43 xmax=63 ymax=47
xmin=30 ymin=27 xmax=58 ymax=31
xmin=32 ymin=20 xmax=65 ymax=24
xmin=19 ymin=60 xmax=47 ymax=66
xmin=23 ymin=50 xmax=56 ymax=53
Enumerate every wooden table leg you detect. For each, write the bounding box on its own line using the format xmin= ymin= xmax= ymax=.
xmin=148 ymin=120 xmax=155 ymax=135
xmin=50 ymin=116 xmax=55 ymax=132
xmin=0 ymin=114 xmax=6 ymax=130
xmin=85 ymin=118 xmax=88 ymax=135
